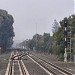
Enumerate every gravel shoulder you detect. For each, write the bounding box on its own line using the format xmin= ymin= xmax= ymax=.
xmin=23 ymin=56 xmax=49 ymax=75
xmin=0 ymin=52 xmax=11 ymax=75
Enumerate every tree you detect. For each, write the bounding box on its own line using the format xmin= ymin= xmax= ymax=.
xmin=20 ymin=33 xmax=53 ymax=54
xmin=43 ymin=33 xmax=51 ymax=53
xmin=53 ymin=15 xmax=75 ymax=61
xmin=52 ymin=19 xmax=60 ymax=33
xmin=30 ymin=34 xmax=44 ymax=51
xmin=0 ymin=9 xmax=15 ymax=51
xmin=28 ymin=39 xmax=35 ymax=50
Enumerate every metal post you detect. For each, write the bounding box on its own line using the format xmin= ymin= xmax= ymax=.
xmin=64 ymin=48 xmax=67 ymax=62
xmin=70 ymin=26 xmax=71 ymax=62
xmin=35 ymin=34 xmax=37 ymax=52
xmin=64 ymin=20 xmax=67 ymax=62
xmin=35 ymin=23 xmax=37 ymax=52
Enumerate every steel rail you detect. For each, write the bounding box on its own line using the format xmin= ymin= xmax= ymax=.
xmin=29 ymin=54 xmax=73 ymax=75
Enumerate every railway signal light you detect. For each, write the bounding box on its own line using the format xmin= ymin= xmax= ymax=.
xmin=64 ymin=20 xmax=67 ymax=62
xmin=64 ymin=20 xmax=67 ymax=27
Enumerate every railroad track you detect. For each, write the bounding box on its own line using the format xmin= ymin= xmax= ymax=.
xmin=5 ymin=51 xmax=74 ymax=75
xmin=5 ymin=51 xmax=29 ymax=75
xmin=28 ymin=53 xmax=73 ymax=75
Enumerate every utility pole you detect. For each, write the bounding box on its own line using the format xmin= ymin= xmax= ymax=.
xmin=33 ymin=23 xmax=37 ymax=51
xmin=36 ymin=23 xmax=37 ymax=47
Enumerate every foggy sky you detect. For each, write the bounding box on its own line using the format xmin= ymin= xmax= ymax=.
xmin=0 ymin=0 xmax=74 ymax=42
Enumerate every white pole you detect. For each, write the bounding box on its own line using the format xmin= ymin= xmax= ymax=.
xmin=64 ymin=21 xmax=67 ymax=62
xmin=64 ymin=48 xmax=67 ymax=62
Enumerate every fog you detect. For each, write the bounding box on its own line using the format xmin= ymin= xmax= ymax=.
xmin=0 ymin=0 xmax=74 ymax=42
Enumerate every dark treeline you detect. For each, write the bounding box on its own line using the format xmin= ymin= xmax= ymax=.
xmin=19 ymin=33 xmax=53 ymax=54
xmin=19 ymin=14 xmax=75 ymax=61
xmin=0 ymin=9 xmax=15 ymax=52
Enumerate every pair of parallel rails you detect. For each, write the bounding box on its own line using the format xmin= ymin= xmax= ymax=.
xmin=28 ymin=53 xmax=73 ymax=75
xmin=5 ymin=51 xmax=27 ymax=75
xmin=6 ymin=51 xmax=74 ymax=75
